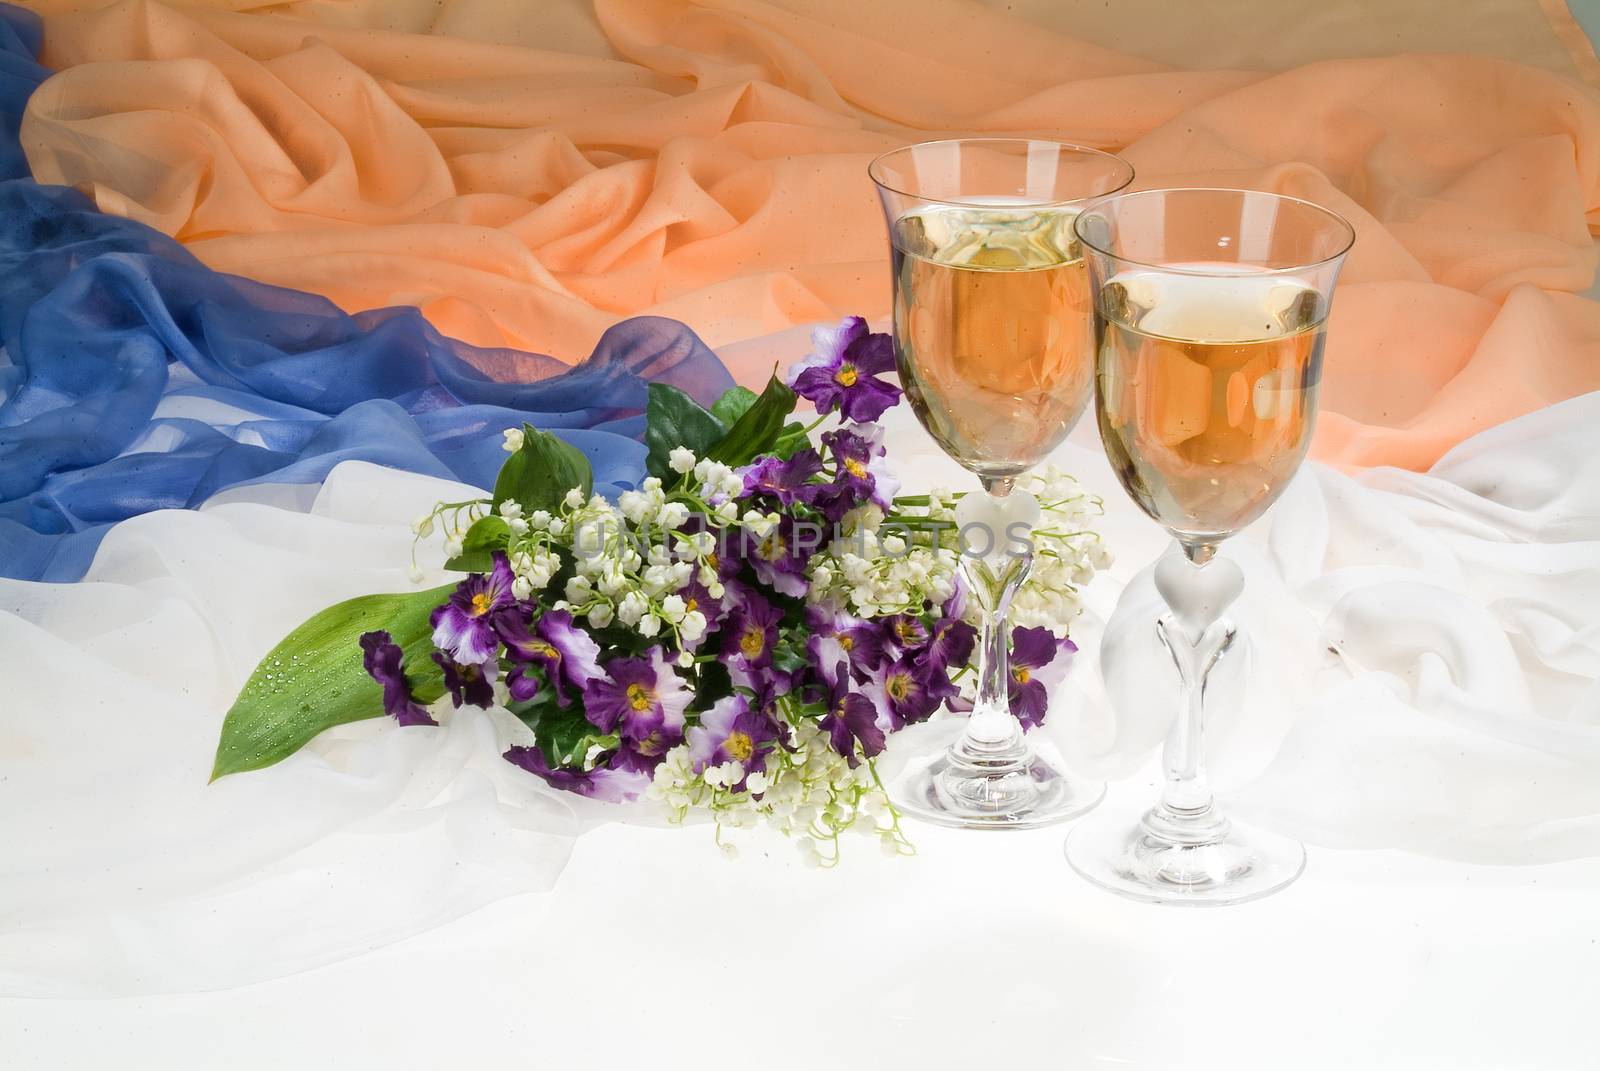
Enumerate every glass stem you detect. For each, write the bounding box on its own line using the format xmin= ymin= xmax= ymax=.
xmin=959 ymin=550 xmax=1028 ymax=750
xmin=1150 ymin=548 xmax=1243 ymax=831
xmin=1156 ymin=616 xmax=1231 ymax=814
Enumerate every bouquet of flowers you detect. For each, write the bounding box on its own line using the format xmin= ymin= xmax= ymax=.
xmin=212 ymin=317 xmax=1109 ymax=862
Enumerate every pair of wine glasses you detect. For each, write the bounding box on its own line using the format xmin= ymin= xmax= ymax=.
xmin=868 ymin=139 xmax=1354 ymax=906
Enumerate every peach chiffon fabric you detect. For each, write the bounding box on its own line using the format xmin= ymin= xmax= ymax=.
xmin=15 ymin=0 xmax=1600 ymax=469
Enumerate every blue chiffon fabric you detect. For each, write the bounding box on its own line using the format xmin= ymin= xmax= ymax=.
xmin=0 ymin=5 xmax=734 ymax=581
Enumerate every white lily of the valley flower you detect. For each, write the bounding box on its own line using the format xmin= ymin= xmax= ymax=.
xmin=679 ymin=610 xmax=708 ymax=643
xmin=411 ymin=514 xmax=435 ymax=537
xmin=659 ymin=594 xmax=687 ymax=623
xmin=617 ymin=590 xmax=648 ymax=626
xmin=502 ymin=427 xmax=525 ymax=453
xmin=618 ymin=490 xmax=650 ymax=524
xmin=669 ymin=446 xmax=697 ymax=474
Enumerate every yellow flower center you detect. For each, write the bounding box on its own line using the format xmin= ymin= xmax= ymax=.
xmin=1014 ymin=667 xmax=1031 ymax=684
xmin=839 ymin=635 xmax=854 ymax=651
xmin=638 ymin=731 xmax=665 ymax=757
xmin=470 ymin=592 xmax=492 ymax=617
xmin=725 ymin=731 xmax=754 ymax=761
xmin=886 ymin=673 xmax=911 ymax=701
xmin=895 ymin=620 xmax=917 ymax=643
xmin=844 ymin=458 xmax=867 ymax=478
xmin=835 ymin=365 xmax=859 ymax=387
xmin=529 ymin=641 xmax=558 ymax=660
xmin=705 ymin=552 xmax=719 ymax=571
xmin=684 ymin=597 xmax=698 ymax=613
xmin=626 ymin=683 xmax=653 ymax=711
xmin=740 ymin=628 xmax=765 ymax=658
xmin=759 ymin=533 xmax=786 ymax=560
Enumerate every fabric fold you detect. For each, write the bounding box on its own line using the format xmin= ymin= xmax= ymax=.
xmin=0 ymin=5 xmax=736 ymax=582
xmin=15 ymin=0 xmax=1600 ymax=469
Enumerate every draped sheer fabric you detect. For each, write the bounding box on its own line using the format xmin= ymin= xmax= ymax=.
xmin=14 ymin=0 xmax=1600 ymax=469
xmin=5 ymin=387 xmax=1597 ymax=997
xmin=0 ymin=7 xmax=734 ymax=581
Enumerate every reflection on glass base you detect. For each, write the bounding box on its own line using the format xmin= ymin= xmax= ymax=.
xmin=1064 ymin=805 xmax=1305 ymax=905
xmin=893 ymin=734 xmax=1104 ymax=831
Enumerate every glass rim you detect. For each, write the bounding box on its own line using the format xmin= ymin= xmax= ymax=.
xmin=866 ymin=137 xmax=1135 ymax=210
xmin=1071 ymin=186 xmax=1357 ymax=278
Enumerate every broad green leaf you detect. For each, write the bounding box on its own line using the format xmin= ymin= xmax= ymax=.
xmin=705 ymin=374 xmax=798 ymax=469
xmin=710 ymin=385 xmax=760 ymax=426
xmin=494 ymin=424 xmax=592 ymax=514
xmin=444 ymin=514 xmax=510 ymax=573
xmin=645 ymin=383 xmax=726 ymax=480
xmin=210 ymin=585 xmax=452 ymax=781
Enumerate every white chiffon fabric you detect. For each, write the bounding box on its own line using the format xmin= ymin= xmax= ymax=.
xmin=1 ymin=391 xmax=1596 ymax=996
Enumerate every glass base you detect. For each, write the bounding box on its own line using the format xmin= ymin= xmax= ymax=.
xmin=893 ymin=732 xmax=1104 ymax=830
xmin=1064 ymin=804 xmax=1305 ymax=905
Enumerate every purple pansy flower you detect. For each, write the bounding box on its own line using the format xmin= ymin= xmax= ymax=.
xmin=584 ymin=647 xmax=694 ymax=741
xmin=748 ymin=515 xmax=815 ymax=597
xmin=729 ymin=660 xmax=794 ymax=713
xmin=818 ymin=423 xmax=900 ymax=517
xmin=496 ymin=609 xmax=603 ymax=706
xmin=786 ymin=316 xmax=902 ymax=422
xmin=805 ymin=605 xmax=888 ymax=685
xmin=432 ymin=652 xmax=496 ymax=709
xmin=504 ymin=745 xmax=651 ymax=803
xmin=721 ymin=592 xmax=782 ymax=674
xmin=881 ymin=612 xmax=930 ymax=656
xmin=430 ymin=552 xmax=517 ymax=665
xmin=687 ymin=695 xmax=781 ymax=783
xmin=919 ymin=587 xmax=977 ymax=678
xmin=1008 ymin=627 xmax=1078 ymax=730
xmin=738 ymin=448 xmax=823 ymax=506
xmin=862 ymin=655 xmax=943 ymax=729
xmin=612 ymin=727 xmax=680 ymax=774
xmin=817 ymin=664 xmax=887 ymax=767
xmin=359 ymin=631 xmax=437 ymax=727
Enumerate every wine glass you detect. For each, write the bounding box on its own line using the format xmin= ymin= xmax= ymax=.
xmin=868 ymin=139 xmax=1134 ymax=828
xmin=1064 ymin=188 xmax=1355 ymax=903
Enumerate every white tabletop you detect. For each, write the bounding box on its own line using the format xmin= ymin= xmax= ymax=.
xmin=4 ymin=810 xmax=1596 ymax=1070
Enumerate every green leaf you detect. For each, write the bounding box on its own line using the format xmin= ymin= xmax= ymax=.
xmin=645 ymin=383 xmax=726 ymax=480
xmin=710 ymin=385 xmax=760 ymax=426
xmin=494 ymin=424 xmax=592 ymax=514
xmin=444 ymin=514 xmax=510 ymax=573
xmin=705 ymin=375 xmax=798 ymax=469
xmin=533 ymin=702 xmax=608 ymax=766
xmin=210 ymin=585 xmax=453 ymax=781
xmin=770 ymin=421 xmax=811 ymax=460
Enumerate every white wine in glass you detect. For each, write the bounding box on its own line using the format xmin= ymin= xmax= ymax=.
xmin=1097 ymin=269 xmax=1328 ymax=542
xmin=870 ymin=139 xmax=1133 ymax=829
xmin=1065 ymin=188 xmax=1354 ymax=904
xmin=891 ymin=203 xmax=1095 ymax=482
